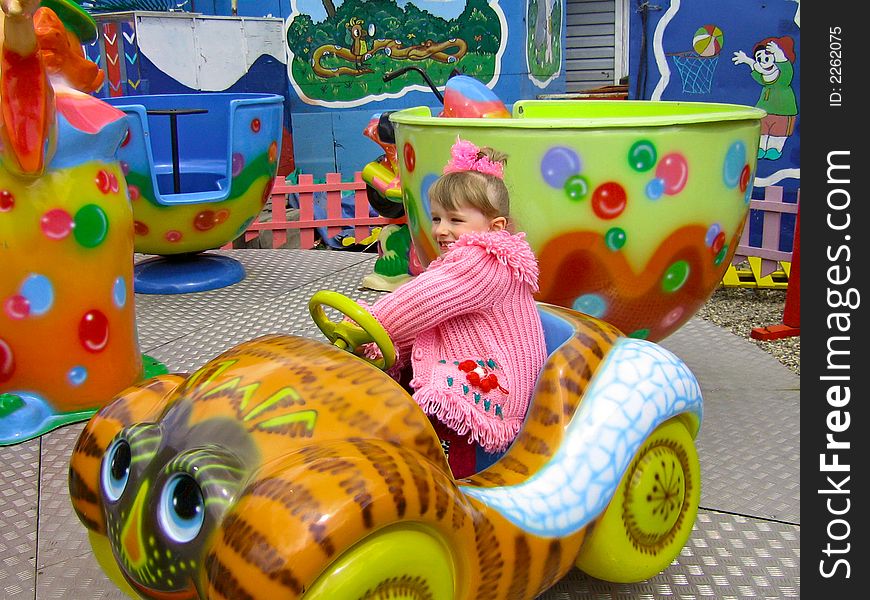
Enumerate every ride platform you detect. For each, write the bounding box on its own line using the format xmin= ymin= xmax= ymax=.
xmin=0 ymin=249 xmax=800 ymax=599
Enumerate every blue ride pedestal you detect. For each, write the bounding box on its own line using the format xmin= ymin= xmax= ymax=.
xmin=134 ymin=254 xmax=246 ymax=294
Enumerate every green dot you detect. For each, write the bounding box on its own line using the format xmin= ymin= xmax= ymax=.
xmin=629 ymin=328 xmax=650 ymax=339
xmin=564 ymin=174 xmax=589 ymax=201
xmin=73 ymin=204 xmax=109 ymax=248
xmin=714 ymin=243 xmax=729 ymax=266
xmin=662 ymin=260 xmax=690 ymax=293
xmin=628 ymin=140 xmax=657 ymax=172
xmin=0 ymin=393 xmax=25 ymax=417
xmin=605 ymin=227 xmax=626 ymax=250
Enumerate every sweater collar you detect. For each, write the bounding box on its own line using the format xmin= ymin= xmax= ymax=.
xmin=448 ymin=230 xmax=540 ymax=291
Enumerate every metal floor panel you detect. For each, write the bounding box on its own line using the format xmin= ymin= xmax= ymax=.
xmin=133 ymin=250 xmax=373 ymax=350
xmin=0 ymin=249 xmax=800 ymax=599
xmin=0 ymin=441 xmax=38 ymax=600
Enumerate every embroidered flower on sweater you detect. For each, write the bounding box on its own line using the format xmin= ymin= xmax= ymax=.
xmin=458 ymin=359 xmax=508 ymax=394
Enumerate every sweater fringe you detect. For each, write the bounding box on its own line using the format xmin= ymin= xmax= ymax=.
xmin=413 ymin=385 xmax=523 ymax=453
xmin=451 ymin=230 xmax=540 ymax=292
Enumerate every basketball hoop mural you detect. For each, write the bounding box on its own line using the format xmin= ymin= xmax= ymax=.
xmin=668 ymin=24 xmax=724 ymax=94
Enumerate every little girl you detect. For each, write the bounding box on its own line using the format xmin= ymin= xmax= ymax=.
xmin=362 ymin=137 xmax=547 ymax=478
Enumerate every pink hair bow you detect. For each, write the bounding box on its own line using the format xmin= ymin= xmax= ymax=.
xmin=443 ymin=137 xmax=505 ymax=179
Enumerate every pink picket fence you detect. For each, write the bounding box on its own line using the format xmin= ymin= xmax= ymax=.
xmin=222 ymin=172 xmax=406 ymax=250
xmin=723 ymin=185 xmax=799 ymax=288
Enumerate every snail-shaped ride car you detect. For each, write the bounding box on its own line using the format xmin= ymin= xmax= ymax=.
xmin=69 ymin=291 xmax=703 ymax=599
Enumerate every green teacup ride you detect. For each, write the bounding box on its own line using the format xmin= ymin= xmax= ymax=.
xmin=389 ymin=100 xmax=765 ymax=341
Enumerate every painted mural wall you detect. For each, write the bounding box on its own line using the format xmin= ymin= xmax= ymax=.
xmin=628 ymin=0 xmax=800 ymax=193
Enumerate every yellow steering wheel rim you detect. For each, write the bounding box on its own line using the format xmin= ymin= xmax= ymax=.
xmin=309 ymin=290 xmax=396 ymax=370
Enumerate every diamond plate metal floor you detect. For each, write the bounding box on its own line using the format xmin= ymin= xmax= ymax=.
xmin=0 ymin=249 xmax=800 ymax=600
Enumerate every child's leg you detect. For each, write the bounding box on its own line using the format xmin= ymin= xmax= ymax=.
xmin=428 ymin=417 xmax=477 ymax=479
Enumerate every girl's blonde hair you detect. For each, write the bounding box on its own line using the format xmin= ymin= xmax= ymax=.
xmin=428 ymin=147 xmax=510 ymax=219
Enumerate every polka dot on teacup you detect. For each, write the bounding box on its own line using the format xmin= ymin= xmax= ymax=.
xmin=41 ymin=209 xmax=74 ymax=240
xmin=113 ymin=276 xmax=127 ymax=308
xmin=20 ymin=274 xmax=54 ymax=316
xmin=572 ymin=293 xmax=607 ymax=318
xmin=67 ymin=366 xmax=88 ymax=386
xmin=79 ymin=309 xmax=109 ymax=353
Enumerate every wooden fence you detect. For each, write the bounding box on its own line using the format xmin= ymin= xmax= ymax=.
xmin=722 ymin=186 xmax=800 ymax=289
xmin=222 ymin=172 xmax=405 ymax=250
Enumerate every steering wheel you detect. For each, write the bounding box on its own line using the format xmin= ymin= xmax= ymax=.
xmin=308 ymin=290 xmax=396 ymax=370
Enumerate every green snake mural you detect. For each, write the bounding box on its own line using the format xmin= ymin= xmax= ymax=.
xmin=286 ymin=0 xmax=505 ymax=105
xmin=311 ymin=32 xmax=469 ymax=78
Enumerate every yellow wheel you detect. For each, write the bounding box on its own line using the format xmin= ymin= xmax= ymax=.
xmin=309 ymin=290 xmax=396 ymax=370
xmin=303 ymin=525 xmax=455 ymax=600
xmin=575 ymin=417 xmax=700 ymax=583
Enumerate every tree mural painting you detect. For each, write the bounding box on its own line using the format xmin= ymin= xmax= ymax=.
xmin=286 ymin=0 xmax=505 ymax=106
xmin=526 ymin=0 xmax=562 ymax=88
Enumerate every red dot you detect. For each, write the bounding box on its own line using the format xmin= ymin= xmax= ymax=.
xmin=121 ymin=129 xmax=131 ymax=147
xmin=4 ymin=295 xmax=30 ymax=320
xmin=739 ymin=164 xmax=751 ymax=192
xmin=194 ymin=211 xmax=217 ymax=231
xmin=95 ymin=170 xmax=112 ymax=194
xmin=403 ymin=143 xmax=416 ymax=172
xmin=79 ymin=310 xmax=109 ymax=353
xmin=41 ymin=209 xmax=73 ymax=239
xmin=0 ymin=338 xmax=14 ymax=383
xmin=251 ymin=118 xmax=261 ymax=133
xmin=0 ymin=190 xmax=14 ymax=211
xmin=712 ymin=230 xmax=726 ymax=254
xmin=133 ymin=220 xmax=149 ymax=235
xmin=591 ymin=182 xmax=628 ymax=220
xmin=128 ymin=185 xmax=140 ymax=202
xmin=165 ymin=230 xmax=182 ymax=242
xmin=268 ymin=141 xmax=278 ymax=163
xmin=215 ymin=209 xmax=229 ymax=224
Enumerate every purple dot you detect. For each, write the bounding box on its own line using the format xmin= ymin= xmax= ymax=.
xmin=232 ymin=153 xmax=245 ymax=177
xmin=541 ymin=146 xmax=581 ymax=189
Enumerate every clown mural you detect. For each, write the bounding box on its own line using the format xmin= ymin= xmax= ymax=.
xmin=732 ymin=35 xmax=798 ymax=161
xmin=1 ymin=0 xmax=150 ymax=444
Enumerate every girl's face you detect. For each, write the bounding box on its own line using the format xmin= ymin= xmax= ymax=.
xmin=430 ymin=201 xmax=506 ymax=253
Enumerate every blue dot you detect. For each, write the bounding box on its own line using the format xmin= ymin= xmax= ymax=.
xmin=572 ymin=293 xmax=607 ymax=318
xmin=113 ymin=276 xmax=127 ymax=308
xmin=421 ymin=173 xmax=439 ymax=221
xmin=68 ymin=366 xmax=88 ymax=386
xmin=723 ymin=141 xmax=747 ymax=188
xmin=20 ymin=274 xmax=54 ymax=316
xmin=645 ymin=178 xmax=665 ymax=200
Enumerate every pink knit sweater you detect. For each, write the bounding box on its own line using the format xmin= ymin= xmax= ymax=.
xmin=366 ymin=230 xmax=547 ymax=453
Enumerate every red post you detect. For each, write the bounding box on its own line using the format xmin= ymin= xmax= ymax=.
xmin=751 ymin=204 xmax=800 ymax=340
